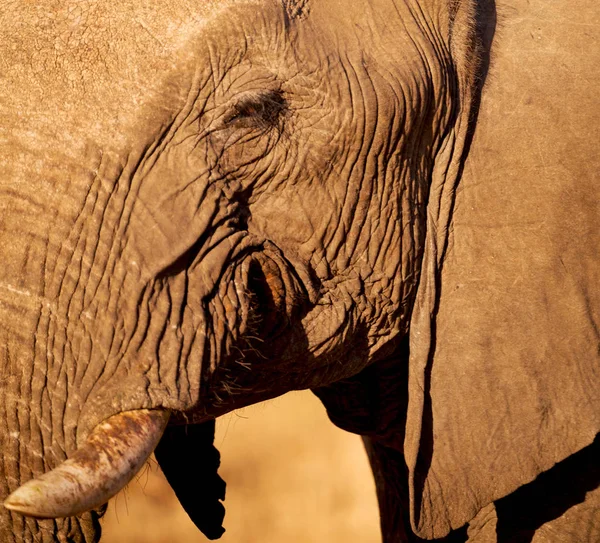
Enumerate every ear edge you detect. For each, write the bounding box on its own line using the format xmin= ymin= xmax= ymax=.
xmin=404 ymin=0 xmax=486 ymax=538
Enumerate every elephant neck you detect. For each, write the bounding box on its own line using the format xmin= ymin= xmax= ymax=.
xmin=312 ymin=338 xmax=410 ymax=449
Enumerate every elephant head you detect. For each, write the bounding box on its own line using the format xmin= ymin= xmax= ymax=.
xmin=1 ymin=0 xmax=598 ymax=541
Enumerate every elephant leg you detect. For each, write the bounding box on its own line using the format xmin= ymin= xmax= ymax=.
xmin=363 ymin=437 xmax=470 ymax=543
xmin=363 ymin=437 xmax=413 ymax=542
xmin=466 ymin=484 xmax=600 ymax=543
xmin=495 ymin=435 xmax=600 ymax=543
xmin=466 ymin=505 xmax=497 ymax=542
xmin=364 ymin=435 xmax=600 ymax=543
xmin=468 ymin=435 xmax=600 ymax=543
xmin=530 ymin=480 xmax=600 ymax=543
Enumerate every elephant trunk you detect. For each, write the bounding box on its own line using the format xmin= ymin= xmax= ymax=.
xmin=4 ymin=409 xmax=169 ymax=519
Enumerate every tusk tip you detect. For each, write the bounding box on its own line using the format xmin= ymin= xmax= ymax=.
xmin=4 ymin=409 xmax=171 ymax=519
xmin=4 ymin=486 xmax=50 ymax=518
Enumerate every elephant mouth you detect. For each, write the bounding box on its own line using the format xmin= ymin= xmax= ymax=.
xmin=4 ymin=409 xmax=170 ymax=519
xmin=3 ymin=242 xmax=305 ymax=532
xmin=4 ymin=409 xmax=228 ymax=540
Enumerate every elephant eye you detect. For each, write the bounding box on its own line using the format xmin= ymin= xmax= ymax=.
xmin=224 ymin=89 xmax=287 ymax=129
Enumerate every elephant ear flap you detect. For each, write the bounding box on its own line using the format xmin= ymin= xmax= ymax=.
xmin=405 ymin=1 xmax=600 ymax=539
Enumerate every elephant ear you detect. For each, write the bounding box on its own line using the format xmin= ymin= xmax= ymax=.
xmin=154 ymin=421 xmax=226 ymax=540
xmin=405 ymin=0 xmax=600 ymax=538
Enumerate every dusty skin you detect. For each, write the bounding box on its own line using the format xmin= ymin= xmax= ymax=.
xmin=0 ymin=0 xmax=598 ymax=542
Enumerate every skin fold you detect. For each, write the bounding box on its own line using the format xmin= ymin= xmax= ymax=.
xmin=0 ymin=0 xmax=598 ymax=541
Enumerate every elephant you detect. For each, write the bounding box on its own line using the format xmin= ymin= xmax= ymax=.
xmin=0 ymin=0 xmax=598 ymax=541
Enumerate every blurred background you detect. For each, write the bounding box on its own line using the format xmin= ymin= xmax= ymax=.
xmin=101 ymin=391 xmax=381 ymax=542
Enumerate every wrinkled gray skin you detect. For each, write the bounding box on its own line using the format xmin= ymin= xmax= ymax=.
xmin=0 ymin=0 xmax=599 ymax=541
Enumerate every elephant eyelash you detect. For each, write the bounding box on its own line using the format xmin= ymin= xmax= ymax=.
xmin=223 ymin=89 xmax=287 ymax=129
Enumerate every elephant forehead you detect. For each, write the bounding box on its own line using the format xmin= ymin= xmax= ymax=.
xmin=0 ymin=0 xmax=258 ymax=66
xmin=0 ymin=0 xmax=267 ymax=147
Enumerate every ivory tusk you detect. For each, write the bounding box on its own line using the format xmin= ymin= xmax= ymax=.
xmin=3 ymin=408 xmax=170 ymax=518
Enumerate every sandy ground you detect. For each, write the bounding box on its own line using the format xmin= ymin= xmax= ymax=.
xmin=101 ymin=391 xmax=381 ymax=542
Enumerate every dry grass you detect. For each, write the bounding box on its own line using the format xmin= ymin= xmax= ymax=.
xmin=101 ymin=391 xmax=381 ymax=542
